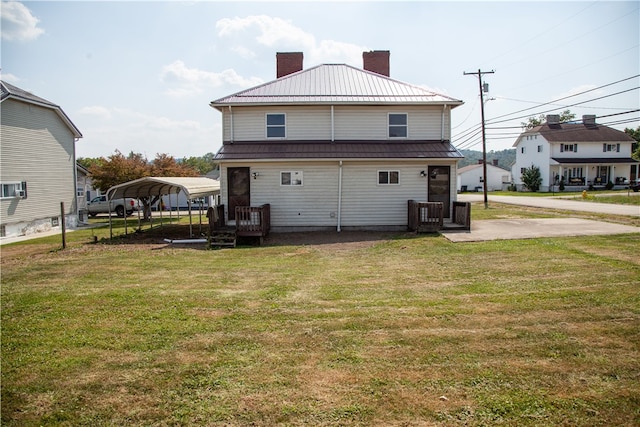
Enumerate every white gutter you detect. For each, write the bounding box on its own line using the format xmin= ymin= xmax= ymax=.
xmin=337 ymin=160 xmax=343 ymax=232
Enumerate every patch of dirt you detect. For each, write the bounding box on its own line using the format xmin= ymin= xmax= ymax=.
xmin=263 ymin=231 xmax=408 ymax=251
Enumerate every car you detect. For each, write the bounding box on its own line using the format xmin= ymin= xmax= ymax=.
xmin=630 ymin=180 xmax=640 ymax=192
xmin=87 ymin=195 xmax=140 ymax=217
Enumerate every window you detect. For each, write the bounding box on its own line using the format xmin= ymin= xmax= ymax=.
xmin=537 ymin=145 xmax=543 ymax=152
xmin=378 ymin=170 xmax=399 ymax=185
xmin=603 ymin=143 xmax=620 ymax=152
xmin=521 ymin=147 xmax=526 ymax=154
xmin=388 ymin=113 xmax=407 ymax=138
xmin=1 ymin=181 xmax=26 ymax=199
xmin=280 ymin=171 xmax=303 ymax=186
xmin=266 ymin=113 xmax=286 ymax=138
xmin=561 ymin=144 xmax=578 ymax=153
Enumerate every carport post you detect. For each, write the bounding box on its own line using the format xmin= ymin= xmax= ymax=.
xmin=188 ymin=199 xmax=193 ymax=237
xmin=198 ymin=199 xmax=203 ymax=235
xmin=159 ymin=199 xmax=163 ymax=231
xmin=123 ymin=197 xmax=128 ymax=236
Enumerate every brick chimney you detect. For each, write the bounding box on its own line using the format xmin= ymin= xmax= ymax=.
xmin=492 ymin=159 xmax=499 ymax=166
xmin=546 ymin=114 xmax=560 ymax=125
xmin=276 ymin=52 xmax=303 ymax=78
xmin=363 ymin=50 xmax=390 ymax=77
xmin=583 ymin=114 xmax=597 ymax=127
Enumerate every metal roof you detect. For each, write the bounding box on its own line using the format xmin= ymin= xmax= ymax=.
xmin=516 ymin=123 xmax=634 ymax=146
xmin=211 ymin=64 xmax=463 ymax=107
xmin=1 ymin=80 xmax=83 ymax=138
xmin=106 ymin=177 xmax=220 ymax=201
xmin=214 ymin=140 xmax=463 ymax=161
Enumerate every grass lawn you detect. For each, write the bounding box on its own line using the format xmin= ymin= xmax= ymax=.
xmin=2 ymin=205 xmax=639 ymax=426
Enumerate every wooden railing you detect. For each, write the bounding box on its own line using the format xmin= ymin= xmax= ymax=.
xmin=408 ymin=200 xmax=443 ymax=233
xmin=235 ymin=204 xmax=270 ymax=238
xmin=452 ymin=201 xmax=471 ymax=231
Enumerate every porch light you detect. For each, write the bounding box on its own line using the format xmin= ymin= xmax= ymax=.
xmin=420 ymin=170 xmax=427 ymax=177
xmin=252 ymin=172 xmax=260 ymax=179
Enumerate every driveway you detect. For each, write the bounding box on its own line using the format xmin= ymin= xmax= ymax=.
xmin=443 ymin=193 xmax=640 ymax=242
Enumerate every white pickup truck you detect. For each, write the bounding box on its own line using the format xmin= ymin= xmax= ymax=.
xmin=87 ymin=195 xmax=140 ymax=217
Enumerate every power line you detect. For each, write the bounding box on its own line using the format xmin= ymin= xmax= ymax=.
xmin=486 ymin=75 xmax=639 ymax=124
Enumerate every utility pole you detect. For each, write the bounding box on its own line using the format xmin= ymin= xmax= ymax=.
xmin=464 ymin=69 xmax=494 ymax=209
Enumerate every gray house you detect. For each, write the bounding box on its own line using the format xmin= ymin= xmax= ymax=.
xmin=1 ymin=81 xmax=83 ymax=238
xmin=210 ymin=51 xmax=464 ymax=232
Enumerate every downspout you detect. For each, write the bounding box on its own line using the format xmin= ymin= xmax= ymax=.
xmin=72 ymin=137 xmax=80 ymax=225
xmin=228 ymin=105 xmax=234 ymax=143
xmin=337 ymin=160 xmax=343 ymax=232
xmin=441 ymin=105 xmax=446 ymax=141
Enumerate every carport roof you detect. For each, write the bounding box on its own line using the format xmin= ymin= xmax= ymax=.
xmin=106 ymin=177 xmax=220 ymax=201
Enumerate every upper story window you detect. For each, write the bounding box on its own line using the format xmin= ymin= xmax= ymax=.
xmin=603 ymin=143 xmax=620 ymax=152
xmin=266 ymin=113 xmax=286 ymax=138
xmin=561 ymin=144 xmax=578 ymax=152
xmin=378 ymin=170 xmax=400 ymax=185
xmin=388 ymin=113 xmax=407 ymax=138
xmin=537 ymin=145 xmax=543 ymax=152
xmin=1 ymin=181 xmax=27 ymax=199
xmin=281 ymin=171 xmax=303 ymax=186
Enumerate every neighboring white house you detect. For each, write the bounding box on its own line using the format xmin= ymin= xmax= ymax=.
xmin=457 ymin=161 xmax=511 ymax=192
xmin=210 ymin=51 xmax=464 ymax=232
xmin=1 ymin=81 xmax=83 ymax=238
xmin=512 ymin=114 xmax=638 ymax=192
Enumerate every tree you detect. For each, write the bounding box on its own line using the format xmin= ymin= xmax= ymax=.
xmin=624 ymin=126 xmax=640 ymax=160
xmin=88 ymin=151 xmax=149 ymax=192
xmin=521 ymin=164 xmax=542 ymax=192
xmin=77 ymin=157 xmax=104 ymax=170
xmin=521 ymin=109 xmax=576 ymax=130
xmin=182 ymin=152 xmax=217 ymax=175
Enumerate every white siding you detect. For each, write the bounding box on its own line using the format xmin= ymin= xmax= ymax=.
xmin=222 ymin=105 xmax=449 ymax=142
xmin=340 ymin=161 xmax=430 ymax=226
xmin=224 ymin=106 xmax=331 ymax=141
xmin=220 ymin=160 xmax=458 ymax=229
xmin=1 ymin=100 xmax=77 ymax=229
xmin=512 ymin=134 xmax=551 ymax=187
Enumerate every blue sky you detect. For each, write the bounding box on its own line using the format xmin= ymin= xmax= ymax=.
xmin=2 ymin=1 xmax=638 ymax=159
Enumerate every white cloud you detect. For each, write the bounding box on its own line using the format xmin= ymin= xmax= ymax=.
xmin=75 ymin=107 xmax=221 ymax=159
xmin=0 ymin=72 xmax=20 ymax=83
xmin=160 ymin=60 xmax=263 ymax=97
xmin=1 ymin=1 xmax=44 ymax=41
xmin=78 ymin=105 xmax=112 ymax=120
xmin=216 ymin=15 xmax=367 ymax=67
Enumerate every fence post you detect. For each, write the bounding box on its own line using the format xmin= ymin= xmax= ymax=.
xmin=60 ymin=202 xmax=66 ymax=249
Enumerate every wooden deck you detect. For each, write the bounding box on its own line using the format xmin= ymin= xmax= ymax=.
xmin=408 ymin=200 xmax=471 ymax=233
xmin=207 ymin=204 xmax=271 ymax=247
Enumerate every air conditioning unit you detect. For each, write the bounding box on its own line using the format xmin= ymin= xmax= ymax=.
xmin=16 ymin=190 xmax=26 ymax=198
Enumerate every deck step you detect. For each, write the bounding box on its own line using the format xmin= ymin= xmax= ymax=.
xmin=209 ymin=230 xmax=237 ymax=248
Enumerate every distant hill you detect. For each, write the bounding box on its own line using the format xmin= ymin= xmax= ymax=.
xmin=458 ymin=149 xmax=516 ymax=170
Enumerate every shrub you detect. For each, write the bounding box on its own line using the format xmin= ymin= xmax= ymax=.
xmin=521 ymin=164 xmax=542 ymax=192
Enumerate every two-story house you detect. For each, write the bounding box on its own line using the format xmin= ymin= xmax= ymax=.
xmin=1 ymin=81 xmax=83 ymax=239
xmin=210 ymin=51 xmax=464 ymax=232
xmin=511 ymin=114 xmax=638 ymax=192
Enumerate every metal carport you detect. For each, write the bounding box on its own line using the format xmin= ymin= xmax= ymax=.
xmin=106 ymin=177 xmax=220 ymax=239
